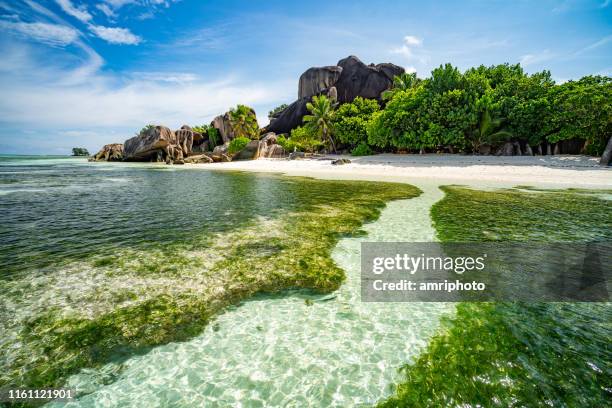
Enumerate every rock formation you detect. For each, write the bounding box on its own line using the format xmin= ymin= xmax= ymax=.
xmin=257 ymin=133 xmax=286 ymax=158
xmin=124 ymin=125 xmax=193 ymax=163
xmin=334 ymin=56 xmax=404 ymax=103
xmin=211 ymin=113 xmax=234 ymax=144
xmin=601 ymin=136 xmax=612 ymax=166
xmin=90 ymin=143 xmax=123 ymax=161
xmin=267 ymin=55 xmax=404 ymax=135
xmin=298 ymin=66 xmax=343 ymax=100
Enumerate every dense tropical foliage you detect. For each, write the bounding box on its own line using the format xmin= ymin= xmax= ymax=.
xmin=303 ymin=95 xmax=337 ymax=153
xmin=276 ymin=63 xmax=610 ymax=157
xmin=193 ymin=124 xmax=220 ymax=148
xmin=229 ymin=104 xmax=260 ymax=139
xmin=71 ymin=147 xmax=89 ymax=156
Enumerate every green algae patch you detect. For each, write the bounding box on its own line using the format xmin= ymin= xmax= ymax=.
xmin=1 ymin=175 xmax=420 ymax=391
xmin=381 ymin=186 xmax=612 ymax=407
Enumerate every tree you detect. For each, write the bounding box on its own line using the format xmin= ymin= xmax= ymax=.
xmin=71 ymin=147 xmax=89 ymax=156
xmin=229 ymin=104 xmax=260 ymax=139
xmin=382 ymin=72 xmax=422 ymax=101
xmin=332 ymin=97 xmax=379 ymax=148
xmin=268 ymin=103 xmax=289 ymax=119
xmin=546 ymin=76 xmax=611 ymax=155
xmin=303 ymin=95 xmax=337 ymax=153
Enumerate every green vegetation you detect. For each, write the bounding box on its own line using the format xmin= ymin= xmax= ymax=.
xmin=332 ymin=96 xmax=379 ymax=149
xmin=136 ymin=124 xmax=155 ymax=136
xmin=381 ymin=186 xmax=612 ymax=407
xmin=369 ymin=65 xmax=611 ymax=154
xmin=304 ymin=95 xmax=337 ymax=153
xmin=268 ymin=103 xmax=289 ymax=119
xmin=350 ymin=143 xmax=373 ymax=156
xmin=289 ymin=126 xmax=324 ymax=153
xmin=227 ymin=136 xmax=251 ymax=155
xmin=229 ymin=104 xmax=260 ymax=139
xmin=193 ymin=125 xmax=220 ymax=149
xmin=275 ymin=63 xmax=609 ymax=156
xmin=71 ymin=147 xmax=89 ymax=156
xmin=1 ymin=176 xmax=419 ymax=391
xmin=381 ymin=72 xmax=421 ymax=101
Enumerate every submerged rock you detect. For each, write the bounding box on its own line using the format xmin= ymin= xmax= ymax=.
xmin=90 ymin=143 xmax=123 ymax=161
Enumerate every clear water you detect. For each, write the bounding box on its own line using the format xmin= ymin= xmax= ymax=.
xmin=0 ymin=156 xmax=452 ymax=407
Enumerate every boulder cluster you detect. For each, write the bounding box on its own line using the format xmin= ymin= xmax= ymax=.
xmin=266 ymin=55 xmax=404 ymax=135
xmin=91 ymin=55 xmax=404 ymax=164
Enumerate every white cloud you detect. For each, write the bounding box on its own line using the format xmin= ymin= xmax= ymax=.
xmin=96 ymin=3 xmax=116 ymax=18
xmin=90 ymin=25 xmax=141 ymax=44
xmin=55 ymin=0 xmax=92 ymax=23
xmin=131 ymin=72 xmax=200 ymax=83
xmin=403 ymin=35 xmax=422 ymax=46
xmin=390 ymin=34 xmax=426 ymax=64
xmin=519 ymin=50 xmax=555 ymax=66
xmin=0 ymin=20 xmax=79 ymax=46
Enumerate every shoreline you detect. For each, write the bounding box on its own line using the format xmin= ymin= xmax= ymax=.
xmin=181 ymin=153 xmax=612 ymax=190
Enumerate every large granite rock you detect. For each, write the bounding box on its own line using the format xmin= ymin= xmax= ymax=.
xmin=601 ymin=136 xmax=612 ymax=166
xmin=211 ymin=113 xmax=234 ymax=144
xmin=267 ymin=55 xmax=403 ymax=135
xmin=298 ymin=66 xmax=343 ymax=99
xmin=266 ymin=97 xmax=311 ymax=135
xmin=233 ymin=140 xmax=260 ymax=161
xmin=124 ymin=125 xmax=192 ymax=162
xmin=334 ymin=56 xmax=404 ymax=103
xmin=90 ymin=143 xmax=123 ymax=161
xmin=257 ymin=133 xmax=286 ymax=158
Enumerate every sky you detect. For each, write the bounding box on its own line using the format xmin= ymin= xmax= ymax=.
xmin=0 ymin=0 xmax=610 ymax=155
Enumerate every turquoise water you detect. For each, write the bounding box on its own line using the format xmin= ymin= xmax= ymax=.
xmin=0 ymin=156 xmax=452 ymax=406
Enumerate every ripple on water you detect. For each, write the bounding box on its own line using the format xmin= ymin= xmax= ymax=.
xmin=52 ymin=185 xmax=455 ymax=407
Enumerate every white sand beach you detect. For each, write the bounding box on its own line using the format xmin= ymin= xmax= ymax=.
xmin=197 ymin=154 xmax=612 ymax=189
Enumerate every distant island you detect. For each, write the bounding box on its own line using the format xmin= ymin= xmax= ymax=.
xmin=89 ymin=55 xmax=612 ymax=166
xmin=71 ymin=147 xmax=89 ymax=156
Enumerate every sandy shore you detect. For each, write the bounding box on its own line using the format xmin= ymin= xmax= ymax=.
xmin=192 ymin=154 xmax=611 ymax=189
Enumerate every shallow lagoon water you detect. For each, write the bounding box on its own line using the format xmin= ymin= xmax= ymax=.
xmin=55 ymin=180 xmax=453 ymax=407
xmin=1 ymin=156 xmax=452 ymax=406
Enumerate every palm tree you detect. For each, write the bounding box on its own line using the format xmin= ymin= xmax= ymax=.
xmin=303 ymin=95 xmax=337 ymax=153
xmin=381 ymin=72 xmax=421 ymax=100
xmin=470 ymin=108 xmax=513 ymax=153
xmin=229 ymin=104 xmax=260 ymax=139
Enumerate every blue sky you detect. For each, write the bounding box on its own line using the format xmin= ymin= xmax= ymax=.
xmin=0 ymin=0 xmax=610 ymax=154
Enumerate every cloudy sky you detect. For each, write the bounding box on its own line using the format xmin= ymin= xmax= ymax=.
xmin=0 ymin=0 xmax=610 ymax=154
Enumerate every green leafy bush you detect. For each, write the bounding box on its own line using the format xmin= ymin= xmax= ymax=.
xmin=207 ymin=127 xmax=220 ymax=148
xmin=229 ymin=105 xmax=259 ymax=139
xmin=351 ymin=143 xmax=373 ymax=156
xmin=332 ymin=97 xmax=379 ymax=149
xmin=289 ymin=126 xmax=324 ymax=153
xmin=276 ymin=135 xmax=299 ymax=152
xmin=227 ymin=137 xmax=251 ymax=155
